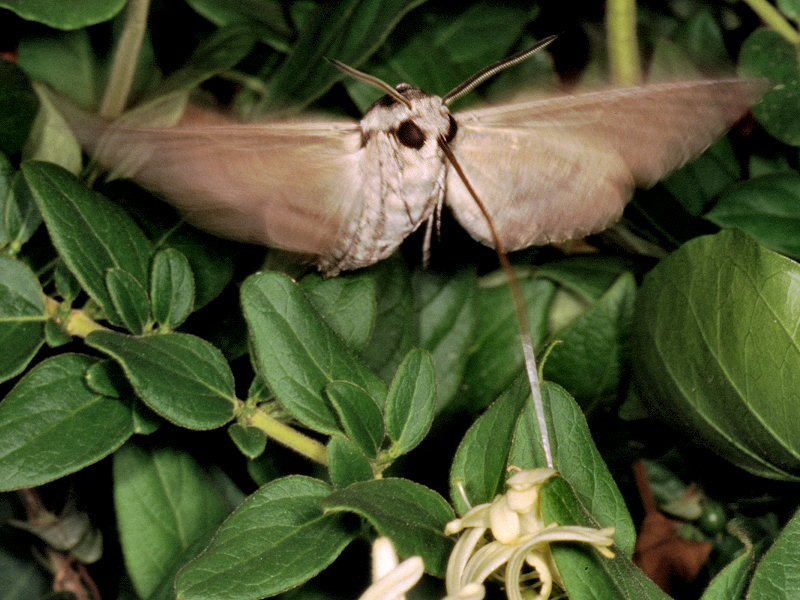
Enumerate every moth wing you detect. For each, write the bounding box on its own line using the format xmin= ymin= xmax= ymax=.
xmin=447 ymin=79 xmax=768 ymax=249
xmin=75 ymin=111 xmax=364 ymax=260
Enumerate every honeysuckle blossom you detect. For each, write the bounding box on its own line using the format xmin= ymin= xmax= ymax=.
xmin=444 ymin=468 xmax=616 ymax=600
xmin=358 ymin=537 xmax=424 ymax=600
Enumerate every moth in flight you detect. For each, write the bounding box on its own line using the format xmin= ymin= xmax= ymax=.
xmin=66 ymin=37 xmax=768 ymax=276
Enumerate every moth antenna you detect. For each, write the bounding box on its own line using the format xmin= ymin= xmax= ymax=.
xmin=438 ymin=137 xmax=554 ymax=468
xmin=443 ymin=35 xmax=558 ymax=105
xmin=326 ymin=58 xmax=412 ymax=108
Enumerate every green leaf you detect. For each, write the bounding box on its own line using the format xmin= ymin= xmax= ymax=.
xmin=3 ymin=172 xmax=42 ymax=249
xmin=0 ymin=255 xmax=46 ymax=383
xmin=384 ymin=348 xmax=435 ymax=455
xmin=739 ymin=29 xmax=800 ymax=147
xmin=327 ymin=436 xmax=374 ymax=488
xmin=0 ymin=0 xmax=125 ymax=29
xmin=261 ymin=0 xmax=428 ymax=110
xmin=0 ymin=354 xmax=133 ymax=490
xmin=543 ymin=273 xmax=636 ymax=406
xmin=747 ymin=507 xmax=800 ymax=599
xmin=54 ymin=260 xmax=81 ymax=302
xmin=86 ymin=330 xmax=236 ymax=429
xmin=322 ymin=478 xmax=454 ymax=576
xmin=153 ymin=25 xmax=257 ymax=100
xmin=106 ymin=268 xmax=151 ymax=335
xmin=114 ymin=441 xmax=230 ymax=600
xmin=0 ymin=539 xmax=49 ymax=600
xmin=461 ymin=275 xmax=554 ymax=410
xmin=241 ymin=272 xmax=386 ymax=435
xmin=17 ymin=29 xmax=100 ymax=108
xmin=228 ymin=423 xmax=266 ymax=459
xmin=543 ymin=477 xmax=671 ymax=600
xmin=360 ymin=257 xmax=415 ymax=382
xmin=301 ymin=271 xmax=376 ymax=353
xmin=633 ymin=229 xmax=800 ymax=480
xmin=701 ymin=542 xmax=755 ymax=600
xmin=186 ymin=0 xmax=294 ymax=52
xmin=23 ymin=161 xmax=153 ymax=325
xmin=706 ymin=173 xmax=800 ymax=259
xmin=175 ymin=476 xmax=354 ymax=600
xmin=326 ymin=381 xmax=384 ymax=458
xmin=414 ymin=268 xmax=476 ymax=410
xmin=510 ymin=382 xmax=636 ymax=556
xmin=150 ymin=248 xmax=194 ymax=329
xmin=0 ymin=61 xmax=38 ymax=155
xmin=449 ymin=381 xmax=529 ymax=515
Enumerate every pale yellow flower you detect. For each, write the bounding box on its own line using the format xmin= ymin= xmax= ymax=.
xmin=358 ymin=537 xmax=424 ymax=600
xmin=445 ymin=468 xmax=616 ymax=600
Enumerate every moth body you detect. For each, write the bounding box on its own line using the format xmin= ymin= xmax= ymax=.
xmin=321 ymin=84 xmax=455 ymax=274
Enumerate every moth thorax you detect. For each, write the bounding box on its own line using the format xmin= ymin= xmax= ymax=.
xmin=359 ymin=84 xmax=458 ymax=150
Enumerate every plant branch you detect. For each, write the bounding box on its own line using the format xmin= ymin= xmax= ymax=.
xmin=248 ymin=409 xmax=329 ymax=466
xmin=606 ymin=0 xmax=642 ymax=85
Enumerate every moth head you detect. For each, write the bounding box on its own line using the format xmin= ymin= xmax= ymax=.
xmin=361 ymin=85 xmax=457 ymax=153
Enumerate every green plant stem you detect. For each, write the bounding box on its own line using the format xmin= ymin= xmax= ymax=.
xmin=249 ymin=409 xmax=329 ymax=466
xmin=44 ymin=296 xmax=107 ymax=337
xmin=606 ymin=0 xmax=641 ymax=85
xmin=99 ymin=0 xmax=152 ymax=118
xmin=743 ymin=0 xmax=800 ymax=44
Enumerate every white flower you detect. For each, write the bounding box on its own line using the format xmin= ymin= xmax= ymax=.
xmin=445 ymin=468 xmax=615 ymax=600
xmin=358 ymin=537 xmax=424 ymax=600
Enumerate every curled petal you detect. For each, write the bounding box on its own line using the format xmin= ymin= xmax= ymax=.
xmin=443 ymin=582 xmax=486 ymax=600
xmin=358 ymin=556 xmax=424 ymax=600
xmin=446 ymin=527 xmax=487 ymax=592
xmin=372 ymin=537 xmax=400 ymax=580
xmin=489 ymin=496 xmax=521 ymax=543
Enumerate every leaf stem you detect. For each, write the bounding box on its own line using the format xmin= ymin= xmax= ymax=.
xmin=44 ymin=296 xmax=107 ymax=337
xmin=248 ymin=408 xmax=330 ymax=466
xmin=99 ymin=0 xmax=152 ymax=118
xmin=743 ymin=0 xmax=800 ymax=44
xmin=606 ymin=0 xmax=642 ymax=85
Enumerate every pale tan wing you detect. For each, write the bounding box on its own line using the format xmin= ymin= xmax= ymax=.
xmin=446 ymin=79 xmax=769 ymax=249
xmin=71 ymin=108 xmax=364 ymax=260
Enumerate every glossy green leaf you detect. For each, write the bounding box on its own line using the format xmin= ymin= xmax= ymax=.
xmin=461 ymin=275 xmax=554 ymax=410
xmin=241 ymin=272 xmax=386 ymax=435
xmin=384 ymin=348 xmax=435 ymax=454
xmin=322 ymin=478 xmax=454 ymax=577
xmin=360 ymin=257 xmax=415 ymax=382
xmin=151 ymin=248 xmax=194 ymax=330
xmin=510 ymin=382 xmax=636 ymax=556
xmin=106 ymin=268 xmax=151 ymax=335
xmin=449 ymin=380 xmax=529 ymax=515
xmin=3 ymin=173 xmax=42 ymax=249
xmin=414 ymin=268 xmax=475 ymax=410
xmin=301 ymin=271 xmax=376 ymax=353
xmin=0 ymin=354 xmax=133 ymax=490
xmin=633 ymin=229 xmax=800 ymax=480
xmin=114 ymin=441 xmax=229 ymax=600
xmin=261 ymin=0 xmax=428 ymax=110
xmin=228 ymin=423 xmax=266 ymax=459
xmin=0 ymin=61 xmax=38 ymax=155
xmin=17 ymin=29 xmax=100 ymax=108
xmin=175 ymin=476 xmax=354 ymax=600
xmin=23 ymin=161 xmax=153 ymax=325
xmin=0 ymin=256 xmax=46 ymax=383
xmin=543 ymin=477 xmax=671 ymax=600
xmin=0 ymin=0 xmax=124 ymax=29
xmin=326 ymin=381 xmax=383 ymax=458
xmin=86 ymin=330 xmax=236 ymax=429
xmin=543 ymin=273 xmax=636 ymax=406
xmin=327 ymin=436 xmax=374 ymax=488
xmin=24 ymin=81 xmax=84 ymax=174
xmin=54 ymin=260 xmax=81 ymax=302
xmin=701 ymin=544 xmax=755 ymax=600
xmin=739 ymin=29 xmax=800 ymax=147
xmin=777 ymin=0 xmax=800 ymax=20
xmin=747 ymin=507 xmax=800 ymax=598
xmin=706 ymin=173 xmax=800 ymax=259
xmin=186 ymin=0 xmax=294 ymax=52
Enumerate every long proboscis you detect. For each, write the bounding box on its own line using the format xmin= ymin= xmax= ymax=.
xmin=438 ymin=137 xmax=554 ymax=469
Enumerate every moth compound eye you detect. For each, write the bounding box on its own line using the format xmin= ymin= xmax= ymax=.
xmin=396 ymin=120 xmax=426 ymax=149
xmin=445 ymin=115 xmax=458 ymax=143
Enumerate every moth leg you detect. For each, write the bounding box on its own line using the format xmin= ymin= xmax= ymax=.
xmin=421 ymin=211 xmax=435 ymax=268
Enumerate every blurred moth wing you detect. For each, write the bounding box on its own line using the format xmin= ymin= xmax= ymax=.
xmin=65 ymin=47 xmax=769 ymax=276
